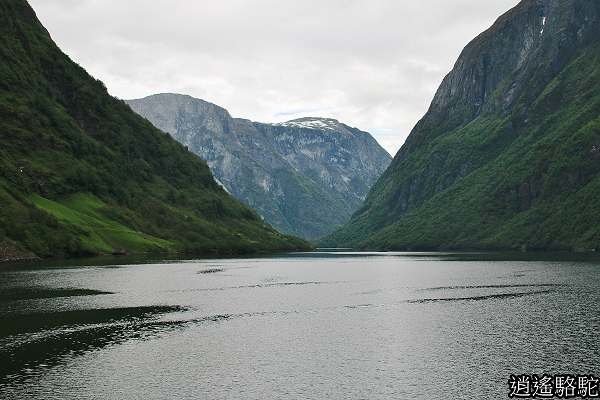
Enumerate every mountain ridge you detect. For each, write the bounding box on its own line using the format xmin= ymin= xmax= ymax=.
xmin=324 ymin=0 xmax=600 ymax=251
xmin=126 ymin=93 xmax=391 ymax=240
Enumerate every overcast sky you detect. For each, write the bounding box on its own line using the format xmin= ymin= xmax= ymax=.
xmin=29 ymin=0 xmax=519 ymax=155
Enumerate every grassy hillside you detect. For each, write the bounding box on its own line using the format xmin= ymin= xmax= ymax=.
xmin=0 ymin=0 xmax=309 ymax=260
xmin=324 ymin=0 xmax=600 ymax=251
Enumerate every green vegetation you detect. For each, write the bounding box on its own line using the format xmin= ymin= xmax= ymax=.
xmin=324 ymin=11 xmax=600 ymax=251
xmin=0 ymin=0 xmax=309 ymax=259
xmin=30 ymin=194 xmax=174 ymax=253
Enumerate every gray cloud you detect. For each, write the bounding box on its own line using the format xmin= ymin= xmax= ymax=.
xmin=29 ymin=0 xmax=519 ymax=154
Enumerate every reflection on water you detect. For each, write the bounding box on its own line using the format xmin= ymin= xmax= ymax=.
xmin=1 ymin=252 xmax=599 ymax=399
xmin=1 ymin=305 xmax=185 ymax=381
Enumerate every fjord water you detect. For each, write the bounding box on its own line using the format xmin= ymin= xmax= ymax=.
xmin=1 ymin=252 xmax=599 ymax=399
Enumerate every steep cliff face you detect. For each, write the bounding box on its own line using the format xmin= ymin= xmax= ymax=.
xmin=0 ymin=0 xmax=308 ymax=260
xmin=127 ymin=94 xmax=391 ymax=240
xmin=325 ymin=0 xmax=600 ymax=251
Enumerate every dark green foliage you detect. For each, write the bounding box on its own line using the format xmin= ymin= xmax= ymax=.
xmin=0 ymin=0 xmax=309 ymax=259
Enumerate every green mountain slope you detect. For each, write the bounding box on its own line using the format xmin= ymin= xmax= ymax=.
xmin=324 ymin=0 xmax=600 ymax=251
xmin=0 ymin=0 xmax=308 ymax=260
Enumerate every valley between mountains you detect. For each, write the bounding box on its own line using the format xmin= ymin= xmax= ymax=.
xmin=127 ymin=94 xmax=391 ymax=240
xmin=2 ymin=0 xmax=600 ymax=261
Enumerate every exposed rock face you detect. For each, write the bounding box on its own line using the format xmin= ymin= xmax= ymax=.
xmin=325 ymin=0 xmax=600 ymax=251
xmin=126 ymin=94 xmax=391 ymax=240
xmin=404 ymin=0 xmax=600 ymax=155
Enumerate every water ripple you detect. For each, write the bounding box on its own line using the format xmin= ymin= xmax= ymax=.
xmin=408 ymin=289 xmax=556 ymax=303
xmin=420 ymin=283 xmax=559 ymax=291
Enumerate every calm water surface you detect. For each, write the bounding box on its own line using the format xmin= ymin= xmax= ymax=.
xmin=1 ymin=252 xmax=599 ymax=399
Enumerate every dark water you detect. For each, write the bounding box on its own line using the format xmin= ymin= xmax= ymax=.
xmin=1 ymin=252 xmax=599 ymax=399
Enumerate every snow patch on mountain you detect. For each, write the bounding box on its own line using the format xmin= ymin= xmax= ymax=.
xmin=540 ymin=16 xmax=546 ymax=35
xmin=274 ymin=118 xmax=340 ymax=131
xmin=214 ymin=178 xmax=230 ymax=194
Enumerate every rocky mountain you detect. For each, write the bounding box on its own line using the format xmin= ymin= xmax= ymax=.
xmin=0 ymin=0 xmax=308 ymax=261
xmin=126 ymin=94 xmax=391 ymax=240
xmin=324 ymin=0 xmax=600 ymax=251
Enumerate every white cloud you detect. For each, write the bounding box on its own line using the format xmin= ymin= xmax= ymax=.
xmin=29 ymin=0 xmax=520 ymax=154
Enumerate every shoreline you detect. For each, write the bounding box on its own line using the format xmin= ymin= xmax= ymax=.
xmin=4 ymin=248 xmax=600 ymax=268
xmin=0 ymin=245 xmax=315 ymax=267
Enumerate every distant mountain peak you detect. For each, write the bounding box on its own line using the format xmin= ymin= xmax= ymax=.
xmin=126 ymin=94 xmax=391 ymax=240
xmin=129 ymin=93 xmax=228 ymax=114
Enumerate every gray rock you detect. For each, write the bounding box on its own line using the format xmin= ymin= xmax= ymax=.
xmin=126 ymin=94 xmax=391 ymax=240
